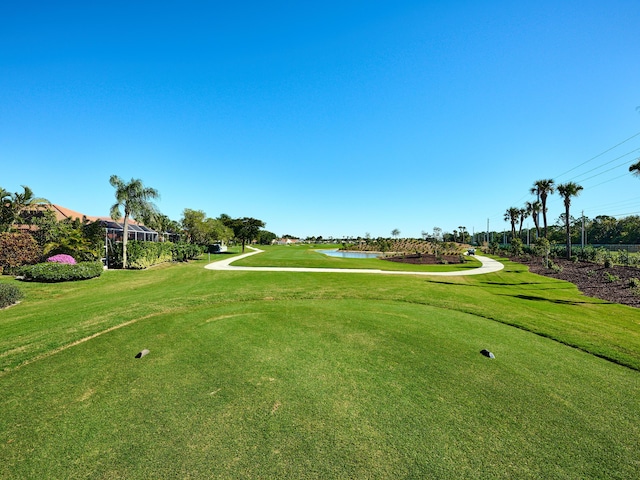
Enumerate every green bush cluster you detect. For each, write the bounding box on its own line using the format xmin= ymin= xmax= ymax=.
xmin=20 ymin=261 xmax=103 ymax=282
xmin=548 ymin=260 xmax=563 ymax=273
xmin=172 ymin=242 xmax=204 ymax=262
xmin=0 ymin=283 xmax=23 ymax=308
xmin=108 ymin=241 xmax=204 ymax=269
xmin=126 ymin=241 xmax=174 ymax=269
xmin=604 ymin=271 xmax=620 ymax=283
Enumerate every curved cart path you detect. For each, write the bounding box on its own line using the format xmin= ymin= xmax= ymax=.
xmin=205 ymin=247 xmax=504 ymax=276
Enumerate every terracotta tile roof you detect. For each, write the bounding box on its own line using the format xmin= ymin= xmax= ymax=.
xmin=45 ymin=204 xmax=144 ymax=226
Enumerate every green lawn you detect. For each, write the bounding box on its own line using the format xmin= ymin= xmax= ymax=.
xmin=234 ymin=243 xmax=483 ymax=271
xmin=1 ymin=246 xmax=639 ymax=478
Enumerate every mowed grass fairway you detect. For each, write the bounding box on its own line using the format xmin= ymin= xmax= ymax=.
xmin=1 ymin=246 xmax=640 ymax=478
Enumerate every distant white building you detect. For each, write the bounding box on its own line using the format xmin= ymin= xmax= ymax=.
xmin=273 ymin=237 xmax=300 ymax=245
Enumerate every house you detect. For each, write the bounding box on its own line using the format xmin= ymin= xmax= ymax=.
xmin=273 ymin=237 xmax=301 ymax=245
xmin=21 ymin=204 xmax=176 ymax=243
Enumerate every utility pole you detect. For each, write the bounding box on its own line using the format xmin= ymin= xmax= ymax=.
xmin=581 ymin=210 xmax=585 ymax=251
xmin=486 ymin=218 xmax=489 ymax=244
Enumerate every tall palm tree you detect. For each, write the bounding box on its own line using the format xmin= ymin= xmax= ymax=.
xmin=557 ymin=182 xmax=583 ymax=259
xmin=530 ymin=179 xmax=555 ymax=238
xmin=109 ymin=175 xmax=160 ymax=268
xmin=525 ymin=200 xmax=542 ymax=238
xmin=504 ymin=207 xmax=520 ymax=240
xmin=517 ymin=208 xmax=529 ymax=237
xmin=629 ymin=159 xmax=640 ymax=177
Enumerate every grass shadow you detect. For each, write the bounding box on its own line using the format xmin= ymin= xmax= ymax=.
xmin=502 ymin=294 xmax=612 ymax=305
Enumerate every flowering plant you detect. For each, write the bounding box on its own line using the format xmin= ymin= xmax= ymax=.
xmin=46 ymin=254 xmax=77 ymax=265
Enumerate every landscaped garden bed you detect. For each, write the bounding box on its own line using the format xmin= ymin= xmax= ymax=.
xmin=513 ymin=256 xmax=640 ymax=308
xmin=383 ymin=253 xmax=465 ymax=264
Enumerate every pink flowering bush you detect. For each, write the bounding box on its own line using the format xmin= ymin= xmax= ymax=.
xmin=47 ymin=254 xmax=77 ymax=265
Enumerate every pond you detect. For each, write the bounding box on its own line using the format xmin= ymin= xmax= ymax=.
xmin=317 ymin=249 xmax=381 ymax=259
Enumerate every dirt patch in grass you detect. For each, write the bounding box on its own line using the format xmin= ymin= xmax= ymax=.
xmin=513 ymin=256 xmax=640 ymax=308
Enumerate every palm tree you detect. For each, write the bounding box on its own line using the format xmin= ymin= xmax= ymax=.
xmin=525 ymin=200 xmax=542 ymax=238
xmin=517 ymin=208 xmax=528 ymax=237
xmin=391 ymin=228 xmax=400 ymax=239
xmin=629 ymin=159 xmax=640 ymax=177
xmin=504 ymin=207 xmax=520 ymax=240
xmin=557 ymin=182 xmax=583 ymax=259
xmin=0 ymin=187 xmax=12 ymax=232
xmin=530 ymin=179 xmax=555 ymax=238
xmin=1 ymin=186 xmax=50 ymax=231
xmin=109 ymin=175 xmax=160 ymax=268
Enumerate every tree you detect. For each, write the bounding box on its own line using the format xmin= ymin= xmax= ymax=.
xmin=504 ymin=207 xmax=520 ymax=240
xmin=181 ymin=209 xmax=208 ymax=244
xmin=109 ymin=176 xmax=160 ymax=268
xmin=228 ymin=217 xmax=266 ymax=251
xmin=525 ymin=200 xmax=542 ymax=238
xmin=517 ymin=208 xmax=527 ymax=237
xmin=0 ymin=185 xmax=49 ymax=232
xmin=391 ymin=228 xmax=400 ymax=239
xmin=257 ymin=230 xmax=277 ymax=245
xmin=557 ymin=182 xmax=583 ymax=259
xmin=530 ymin=179 xmax=555 ymax=238
xmin=0 ymin=187 xmax=12 ymax=232
xmin=431 ymin=226 xmax=442 ymax=258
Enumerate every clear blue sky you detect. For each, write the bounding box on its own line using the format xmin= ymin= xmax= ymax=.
xmin=2 ymin=1 xmax=640 ymax=239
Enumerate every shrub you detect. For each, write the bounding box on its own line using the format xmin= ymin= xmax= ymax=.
xmin=108 ymin=241 xmax=173 ymax=269
xmin=0 ymin=284 xmax=23 ymax=308
xmin=126 ymin=241 xmax=173 ymax=269
xmin=172 ymin=242 xmax=204 ymax=262
xmin=20 ymin=261 xmax=103 ymax=282
xmin=604 ymin=272 xmax=620 ymax=283
xmin=0 ymin=232 xmax=42 ymax=272
xmin=107 ymin=241 xmax=204 ymax=269
xmin=510 ymin=238 xmax=524 ymax=256
xmin=628 ymin=278 xmax=640 ymax=289
xmin=47 ymin=254 xmax=77 ymax=265
xmin=548 ymin=260 xmax=563 ymax=273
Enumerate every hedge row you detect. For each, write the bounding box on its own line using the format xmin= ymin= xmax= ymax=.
xmin=126 ymin=241 xmax=174 ymax=269
xmin=20 ymin=261 xmax=104 ymax=282
xmin=108 ymin=241 xmax=204 ymax=269
xmin=0 ymin=284 xmax=23 ymax=308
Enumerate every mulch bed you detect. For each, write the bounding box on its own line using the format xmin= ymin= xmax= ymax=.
xmin=383 ymin=252 xmax=640 ymax=308
xmin=511 ymin=256 xmax=640 ymax=308
xmin=383 ymin=254 xmax=464 ymax=265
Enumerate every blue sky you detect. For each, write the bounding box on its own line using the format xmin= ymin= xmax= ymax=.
xmin=2 ymin=1 xmax=640 ymax=238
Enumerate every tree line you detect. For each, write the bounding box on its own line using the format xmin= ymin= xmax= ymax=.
xmin=1 ymin=176 xmax=275 ymax=269
xmin=499 ymin=159 xmax=640 ymax=259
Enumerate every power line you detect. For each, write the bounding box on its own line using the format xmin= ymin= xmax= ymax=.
xmin=568 ymin=147 xmax=640 ymax=183
xmin=587 ymin=172 xmax=633 ymax=189
xmin=554 ymin=129 xmax=640 ymax=180
xmin=583 ymin=196 xmax=640 ymax=210
xmin=495 ymin=130 xmax=640 ymax=227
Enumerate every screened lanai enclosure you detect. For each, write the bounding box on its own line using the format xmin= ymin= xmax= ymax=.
xmin=102 ymin=220 xmax=160 ymax=243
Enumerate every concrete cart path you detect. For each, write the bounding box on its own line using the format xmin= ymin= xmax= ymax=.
xmin=205 ymin=247 xmax=504 ymax=276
